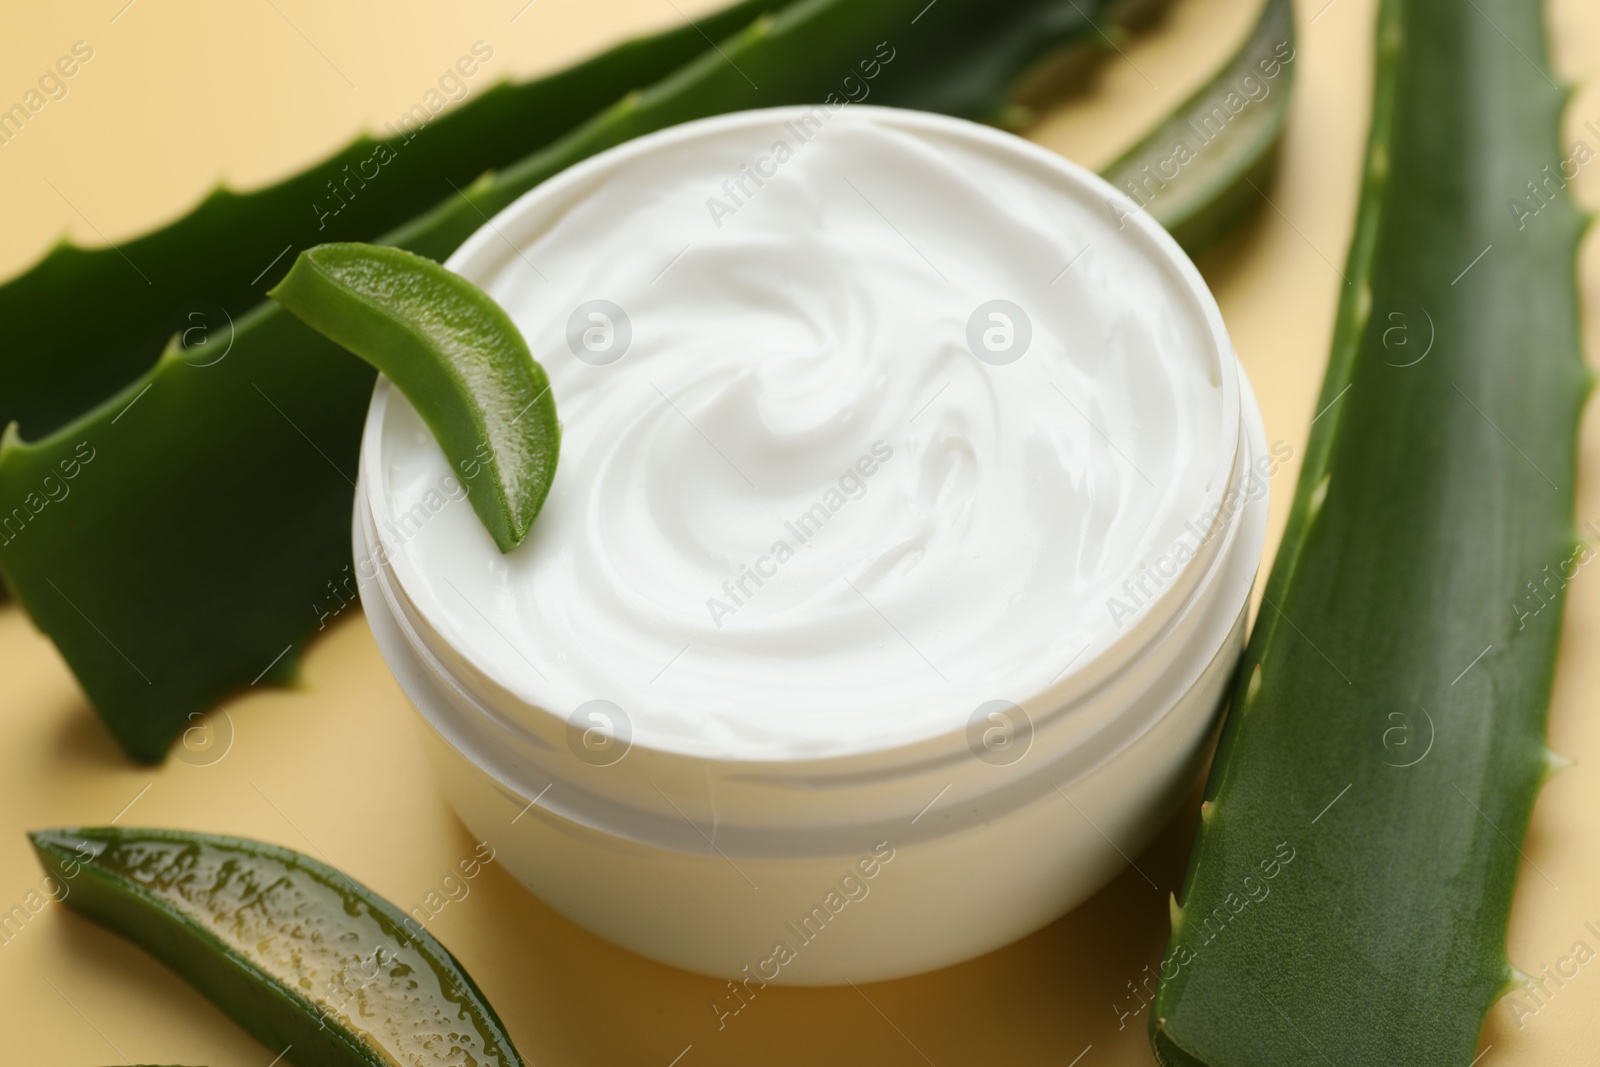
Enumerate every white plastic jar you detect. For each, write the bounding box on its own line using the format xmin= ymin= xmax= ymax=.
xmin=356 ymin=106 xmax=1269 ymax=985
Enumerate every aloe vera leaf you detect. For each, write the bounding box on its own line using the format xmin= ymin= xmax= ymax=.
xmin=0 ymin=0 xmax=781 ymax=441
xmin=1101 ymin=0 xmax=1294 ymax=254
xmin=1148 ymin=0 xmax=1586 ymax=1062
xmin=31 ymin=828 xmax=521 ymax=1067
xmin=269 ymin=244 xmax=560 ymax=552
xmin=0 ymin=0 xmax=1294 ymax=764
xmin=870 ymin=0 xmax=1123 ymax=121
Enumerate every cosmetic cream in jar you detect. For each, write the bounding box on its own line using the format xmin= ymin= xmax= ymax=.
xmin=357 ymin=106 xmax=1269 ymax=984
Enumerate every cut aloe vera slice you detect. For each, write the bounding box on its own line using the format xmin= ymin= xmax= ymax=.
xmin=1149 ymin=0 xmax=1585 ymax=1062
xmin=0 ymin=0 xmax=782 ymax=441
xmin=270 ymin=244 xmax=559 ymax=552
xmin=0 ymin=0 xmax=1290 ymax=763
xmin=32 ymin=827 xmax=522 ymax=1067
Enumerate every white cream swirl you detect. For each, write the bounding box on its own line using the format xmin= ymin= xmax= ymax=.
xmin=375 ymin=107 xmax=1232 ymax=759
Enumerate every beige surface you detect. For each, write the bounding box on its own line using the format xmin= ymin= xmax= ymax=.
xmin=0 ymin=0 xmax=1597 ymax=1063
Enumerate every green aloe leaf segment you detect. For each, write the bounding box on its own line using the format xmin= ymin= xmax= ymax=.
xmin=31 ymin=827 xmax=521 ymax=1067
xmin=0 ymin=0 xmax=1293 ymax=762
xmin=1149 ymin=0 xmax=1585 ymax=1062
xmin=0 ymin=0 xmax=782 ymax=442
xmin=269 ymin=244 xmax=559 ymax=553
xmin=1101 ymin=0 xmax=1293 ymax=254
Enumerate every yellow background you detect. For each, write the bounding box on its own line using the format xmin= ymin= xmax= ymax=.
xmin=2 ymin=0 xmax=1598 ymax=1062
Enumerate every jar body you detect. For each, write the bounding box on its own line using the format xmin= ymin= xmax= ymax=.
xmin=363 ymin=550 xmax=1248 ymax=982
xmin=354 ymin=106 xmax=1272 ymax=983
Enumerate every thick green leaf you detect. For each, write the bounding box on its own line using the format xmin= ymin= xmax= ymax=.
xmin=1102 ymin=0 xmax=1294 ymax=254
xmin=269 ymin=244 xmax=560 ymax=552
xmin=1149 ymin=0 xmax=1586 ymax=1062
xmin=0 ymin=0 xmax=1295 ymax=762
xmin=0 ymin=0 xmax=780 ymax=439
xmin=33 ymin=827 xmax=518 ymax=1067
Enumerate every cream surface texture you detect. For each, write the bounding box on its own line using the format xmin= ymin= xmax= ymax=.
xmin=374 ymin=107 xmax=1230 ymax=760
